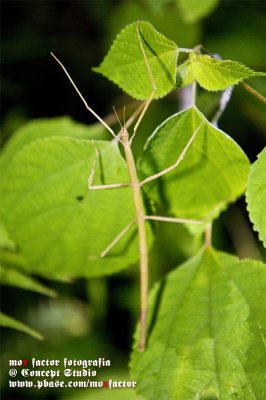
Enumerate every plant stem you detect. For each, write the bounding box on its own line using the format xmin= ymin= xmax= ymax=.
xmin=191 ymin=81 xmax=197 ymax=106
xmin=123 ymin=137 xmax=148 ymax=352
xmin=205 ymin=223 xmax=212 ymax=247
xmin=179 ymin=48 xmax=193 ymax=53
xmin=240 ymin=82 xmax=266 ymax=105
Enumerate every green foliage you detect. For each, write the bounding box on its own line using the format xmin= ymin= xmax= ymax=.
xmin=0 ymin=137 xmax=146 ymax=278
xmin=131 ymin=248 xmax=266 ymax=399
xmin=0 ymin=264 xmax=56 ymax=297
xmin=246 ymin=147 xmax=266 ymax=247
xmin=177 ymin=0 xmax=219 ymax=23
xmin=0 ymin=117 xmax=106 ymax=173
xmin=138 ymin=107 xmax=250 ymax=226
xmin=0 ymin=222 xmax=15 ymax=250
xmin=177 ymin=53 xmax=262 ymax=91
xmin=1 ymin=15 xmax=265 ymax=399
xmin=94 ymin=21 xmax=179 ymax=100
xmin=0 ymin=311 xmax=43 ymax=340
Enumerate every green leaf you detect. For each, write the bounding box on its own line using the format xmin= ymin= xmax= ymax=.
xmin=0 ymin=222 xmax=15 ymax=250
xmin=190 ymin=54 xmax=259 ymax=91
xmin=0 ymin=137 xmax=146 ymax=278
xmin=94 ymin=21 xmax=179 ymax=100
xmin=131 ymin=248 xmax=266 ymax=399
xmin=0 ymin=117 xmax=107 ymax=174
xmin=0 ymin=264 xmax=57 ymax=297
xmin=138 ymin=107 xmax=250 ymax=226
xmin=176 ymin=59 xmax=195 ymax=88
xmin=246 ymin=147 xmax=266 ymax=247
xmin=0 ymin=117 xmax=108 ymax=257
xmin=143 ymin=0 xmax=170 ymax=13
xmin=176 ymin=54 xmax=265 ymax=91
xmin=177 ymin=0 xmax=219 ymax=23
xmin=0 ymin=311 xmax=43 ymax=340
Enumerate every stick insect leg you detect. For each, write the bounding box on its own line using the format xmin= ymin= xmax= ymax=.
xmin=145 ymin=215 xmax=202 ymax=225
xmin=140 ymin=121 xmax=205 ymax=187
xmin=88 ymin=141 xmax=130 ymax=190
xmin=129 ymin=22 xmax=157 ymax=144
xmin=51 ymin=52 xmax=122 ymax=143
xmin=100 ymin=219 xmax=136 ymax=258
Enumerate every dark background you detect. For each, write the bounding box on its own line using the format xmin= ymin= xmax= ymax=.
xmin=1 ymin=1 xmax=265 ymax=399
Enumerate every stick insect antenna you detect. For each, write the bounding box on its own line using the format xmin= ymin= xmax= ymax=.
xmin=51 ymin=52 xmax=118 ymax=141
xmin=113 ymin=106 xmax=124 ymax=130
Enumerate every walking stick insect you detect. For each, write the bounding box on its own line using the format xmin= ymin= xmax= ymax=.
xmin=51 ymin=23 xmax=205 ymax=351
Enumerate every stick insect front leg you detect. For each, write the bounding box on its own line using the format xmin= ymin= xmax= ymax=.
xmin=140 ymin=120 xmax=205 ymax=187
xmin=88 ymin=141 xmax=130 ymax=190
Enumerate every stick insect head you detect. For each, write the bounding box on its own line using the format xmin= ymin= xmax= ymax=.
xmin=113 ymin=106 xmax=129 ymax=144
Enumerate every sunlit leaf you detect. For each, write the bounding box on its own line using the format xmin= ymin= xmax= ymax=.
xmin=246 ymin=147 xmax=266 ymax=247
xmin=0 ymin=222 xmax=15 ymax=250
xmin=176 ymin=53 xmax=265 ymax=91
xmin=0 ymin=117 xmax=107 ymax=173
xmin=138 ymin=106 xmax=250 ymax=228
xmin=131 ymin=248 xmax=266 ymax=399
xmin=94 ymin=21 xmax=179 ymax=100
xmin=0 ymin=137 xmax=150 ymax=278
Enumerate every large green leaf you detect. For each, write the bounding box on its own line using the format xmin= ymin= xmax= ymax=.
xmin=177 ymin=0 xmax=219 ymax=23
xmin=0 ymin=117 xmax=108 ymax=260
xmin=0 ymin=311 xmax=43 ymax=340
xmin=131 ymin=248 xmax=266 ymax=399
xmin=138 ymin=107 xmax=250 ymax=226
xmin=0 ymin=222 xmax=15 ymax=250
xmin=0 ymin=264 xmax=56 ymax=297
xmin=176 ymin=53 xmax=264 ymax=91
xmin=246 ymin=147 xmax=266 ymax=247
xmin=94 ymin=21 xmax=179 ymax=100
xmin=0 ymin=117 xmax=107 ymax=173
xmin=0 ymin=137 xmax=146 ymax=278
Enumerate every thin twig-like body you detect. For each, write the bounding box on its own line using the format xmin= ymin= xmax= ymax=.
xmin=121 ymin=129 xmax=149 ymax=351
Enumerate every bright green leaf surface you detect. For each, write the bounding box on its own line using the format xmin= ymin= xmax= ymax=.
xmin=138 ymin=107 xmax=250 ymax=226
xmin=176 ymin=53 xmax=262 ymax=91
xmin=131 ymin=248 xmax=266 ymax=399
xmin=0 ymin=222 xmax=15 ymax=250
xmin=0 ymin=117 xmax=108 ymax=264
xmin=0 ymin=311 xmax=43 ymax=340
xmin=177 ymin=0 xmax=219 ymax=23
xmin=191 ymin=54 xmax=258 ymax=91
xmin=0 ymin=137 xmax=144 ymax=278
xmin=246 ymin=147 xmax=266 ymax=247
xmin=0 ymin=264 xmax=57 ymax=297
xmin=94 ymin=21 xmax=179 ymax=100
xmin=176 ymin=59 xmax=195 ymax=88
xmin=0 ymin=117 xmax=107 ymax=173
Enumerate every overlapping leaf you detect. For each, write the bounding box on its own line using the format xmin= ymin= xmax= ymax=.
xmin=131 ymin=248 xmax=266 ymax=399
xmin=177 ymin=0 xmax=219 ymax=23
xmin=0 ymin=117 xmax=108 ymax=256
xmin=0 ymin=264 xmax=56 ymax=297
xmin=94 ymin=21 xmax=179 ymax=99
xmin=138 ymin=106 xmax=250 ymax=227
xmin=0 ymin=117 xmax=107 ymax=173
xmin=246 ymin=147 xmax=266 ymax=247
xmin=0 ymin=137 xmax=147 ymax=279
xmin=176 ymin=53 xmax=263 ymax=91
xmin=0 ymin=311 xmax=43 ymax=340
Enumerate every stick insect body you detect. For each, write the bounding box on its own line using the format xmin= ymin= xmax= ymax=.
xmin=51 ymin=24 xmax=204 ymax=351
